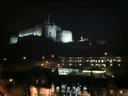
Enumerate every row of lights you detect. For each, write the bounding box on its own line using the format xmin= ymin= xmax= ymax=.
xmin=2 ymin=55 xmax=55 ymax=61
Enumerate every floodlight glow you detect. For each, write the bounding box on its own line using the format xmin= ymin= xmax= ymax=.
xmin=83 ymin=70 xmax=106 ymax=74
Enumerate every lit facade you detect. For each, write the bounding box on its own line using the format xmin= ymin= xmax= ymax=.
xmin=57 ymin=30 xmax=73 ymax=43
xmin=10 ymin=36 xmax=18 ymax=44
xmin=19 ymin=25 xmax=43 ymax=37
xmin=58 ymin=56 xmax=126 ymax=68
xmin=10 ymin=16 xmax=73 ymax=44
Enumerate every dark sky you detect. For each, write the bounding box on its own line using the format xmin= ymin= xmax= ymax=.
xmin=0 ymin=0 xmax=128 ymax=47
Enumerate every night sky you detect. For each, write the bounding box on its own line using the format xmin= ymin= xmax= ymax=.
xmin=0 ymin=0 xmax=128 ymax=50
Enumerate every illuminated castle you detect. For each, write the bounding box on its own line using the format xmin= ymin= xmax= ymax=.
xmin=10 ymin=15 xmax=73 ymax=44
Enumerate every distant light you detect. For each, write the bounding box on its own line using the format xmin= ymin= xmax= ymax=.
xmin=118 ymin=64 xmax=121 ymax=66
xmin=89 ymin=43 xmax=91 ymax=45
xmin=112 ymin=75 xmax=115 ymax=78
xmin=51 ymin=55 xmax=54 ymax=58
xmin=46 ymin=61 xmax=48 ymax=63
xmin=104 ymin=52 xmax=107 ymax=55
xmin=52 ymin=69 xmax=54 ymax=72
xmin=79 ymin=64 xmax=82 ymax=66
xmin=9 ymin=79 xmax=13 ymax=82
xmin=23 ymin=57 xmax=26 ymax=60
xmin=42 ymin=56 xmax=45 ymax=59
xmin=4 ymin=58 xmax=7 ymax=61
xmin=41 ymin=64 xmax=44 ymax=67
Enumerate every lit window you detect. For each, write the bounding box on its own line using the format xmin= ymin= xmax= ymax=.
xmin=46 ymin=61 xmax=48 ymax=63
xmin=118 ymin=56 xmax=121 ymax=59
xmin=102 ymin=64 xmax=106 ymax=67
xmin=110 ymin=64 xmax=113 ymax=67
xmin=101 ymin=60 xmax=104 ymax=63
xmin=79 ymin=60 xmax=81 ymax=62
xmin=79 ymin=64 xmax=82 ymax=66
xmin=109 ymin=60 xmax=112 ymax=63
xmin=90 ymin=60 xmax=92 ymax=63
xmin=91 ymin=64 xmax=93 ymax=66
xmin=112 ymin=75 xmax=115 ymax=78
xmin=69 ymin=64 xmax=72 ymax=66
xmin=118 ymin=60 xmax=121 ymax=62
xmin=98 ymin=60 xmax=100 ymax=63
xmin=87 ymin=60 xmax=89 ymax=62
xmin=92 ymin=60 xmax=95 ymax=62
xmin=96 ymin=64 xmax=98 ymax=66
xmin=36 ymin=79 xmax=38 ymax=84
xmin=118 ymin=64 xmax=121 ymax=66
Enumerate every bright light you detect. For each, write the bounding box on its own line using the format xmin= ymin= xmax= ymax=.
xmin=41 ymin=64 xmax=44 ymax=67
xmin=112 ymin=75 xmax=115 ymax=78
xmin=9 ymin=79 xmax=13 ymax=82
xmin=83 ymin=70 xmax=106 ymax=74
xmin=110 ymin=64 xmax=113 ymax=67
xmin=4 ymin=58 xmax=7 ymax=61
xmin=51 ymin=55 xmax=54 ymax=58
xmin=79 ymin=64 xmax=82 ymax=66
xmin=118 ymin=64 xmax=121 ymax=66
xmin=23 ymin=56 xmax=26 ymax=60
xmin=46 ymin=61 xmax=48 ymax=63
xmin=42 ymin=56 xmax=45 ymax=59
xmin=52 ymin=69 xmax=54 ymax=72
xmin=104 ymin=52 xmax=107 ymax=55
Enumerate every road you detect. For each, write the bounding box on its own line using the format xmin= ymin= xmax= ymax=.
xmin=0 ymin=80 xmax=17 ymax=96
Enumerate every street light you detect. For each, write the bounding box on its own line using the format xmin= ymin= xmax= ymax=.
xmin=9 ymin=78 xmax=15 ymax=88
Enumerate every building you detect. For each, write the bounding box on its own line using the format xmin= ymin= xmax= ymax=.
xmin=10 ymin=16 xmax=73 ymax=44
